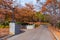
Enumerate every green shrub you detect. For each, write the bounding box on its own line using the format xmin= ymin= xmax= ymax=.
xmin=0 ymin=25 xmax=5 ymax=28
xmin=16 ymin=22 xmax=22 ymax=24
xmin=2 ymin=21 xmax=9 ymax=26
xmin=56 ymin=22 xmax=60 ymax=29
xmin=35 ymin=24 xmax=39 ymax=28
xmin=35 ymin=23 xmax=40 ymax=28
xmin=16 ymin=22 xmax=29 ymax=25
xmin=0 ymin=21 xmax=9 ymax=28
xmin=0 ymin=25 xmax=9 ymax=28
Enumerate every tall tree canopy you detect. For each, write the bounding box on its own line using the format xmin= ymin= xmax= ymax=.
xmin=41 ymin=0 xmax=60 ymax=15
xmin=0 ymin=0 xmax=13 ymax=22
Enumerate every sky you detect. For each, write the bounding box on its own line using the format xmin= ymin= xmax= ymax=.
xmin=13 ymin=0 xmax=46 ymax=6
xmin=21 ymin=0 xmax=36 ymax=6
xmin=13 ymin=0 xmax=46 ymax=11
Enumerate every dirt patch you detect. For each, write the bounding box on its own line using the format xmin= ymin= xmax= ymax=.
xmin=0 ymin=28 xmax=9 ymax=38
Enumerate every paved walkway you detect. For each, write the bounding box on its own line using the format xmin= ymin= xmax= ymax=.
xmin=7 ymin=25 xmax=54 ymax=40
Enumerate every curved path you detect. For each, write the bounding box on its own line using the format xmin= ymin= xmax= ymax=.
xmin=7 ymin=25 xmax=54 ymax=40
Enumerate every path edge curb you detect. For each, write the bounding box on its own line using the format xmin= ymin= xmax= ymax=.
xmin=49 ymin=29 xmax=59 ymax=40
xmin=52 ymin=31 xmax=59 ymax=40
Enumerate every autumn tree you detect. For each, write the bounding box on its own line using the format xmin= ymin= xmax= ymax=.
xmin=0 ymin=0 xmax=16 ymax=22
xmin=36 ymin=0 xmax=60 ymax=27
xmin=14 ymin=6 xmax=37 ymax=23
